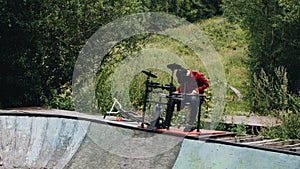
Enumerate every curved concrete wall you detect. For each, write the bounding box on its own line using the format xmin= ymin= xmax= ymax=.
xmin=173 ymin=139 xmax=300 ymax=169
xmin=0 ymin=115 xmax=90 ymax=168
xmin=0 ymin=110 xmax=300 ymax=169
xmin=0 ymin=111 xmax=182 ymax=169
xmin=65 ymin=122 xmax=181 ymax=169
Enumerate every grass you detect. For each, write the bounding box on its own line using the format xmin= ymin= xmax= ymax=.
xmin=143 ymin=17 xmax=250 ymax=115
xmin=196 ymin=17 xmax=250 ymax=115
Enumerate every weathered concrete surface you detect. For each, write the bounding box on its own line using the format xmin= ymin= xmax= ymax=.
xmin=0 ymin=114 xmax=90 ymax=168
xmin=0 ymin=109 xmax=182 ymax=169
xmin=65 ymin=123 xmax=181 ymax=169
xmin=173 ymin=139 xmax=300 ymax=169
xmin=0 ymin=109 xmax=300 ymax=169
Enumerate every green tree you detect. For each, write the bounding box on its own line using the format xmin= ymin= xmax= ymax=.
xmin=142 ymin=0 xmax=222 ymax=22
xmin=0 ymin=0 xmax=143 ymax=108
xmin=222 ymin=0 xmax=300 ymax=114
xmin=0 ymin=0 xmax=226 ymax=109
xmin=222 ymin=0 xmax=299 ymax=93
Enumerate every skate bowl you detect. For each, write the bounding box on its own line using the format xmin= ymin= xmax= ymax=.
xmin=0 ymin=109 xmax=299 ymax=169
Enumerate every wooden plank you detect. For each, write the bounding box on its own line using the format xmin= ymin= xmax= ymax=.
xmin=238 ymin=136 xmax=264 ymax=143
xmin=281 ymin=146 xmax=300 ymax=152
xmin=280 ymin=143 xmax=300 ymax=149
xmin=222 ymin=115 xmax=281 ymax=127
xmin=261 ymin=140 xmax=300 ymax=148
xmin=215 ymin=136 xmax=237 ymax=141
xmin=242 ymin=138 xmax=280 ymax=145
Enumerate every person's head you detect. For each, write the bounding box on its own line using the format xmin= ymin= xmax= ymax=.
xmin=176 ymin=68 xmax=189 ymax=83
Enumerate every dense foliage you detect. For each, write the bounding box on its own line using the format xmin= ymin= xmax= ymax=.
xmin=0 ymin=0 xmax=143 ymax=108
xmin=142 ymin=0 xmax=222 ymax=22
xmin=0 ymin=0 xmax=222 ymax=109
xmin=222 ymin=0 xmax=300 ymax=114
xmin=222 ymin=0 xmax=300 ymax=139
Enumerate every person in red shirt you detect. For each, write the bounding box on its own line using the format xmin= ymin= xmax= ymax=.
xmin=174 ymin=68 xmax=209 ymax=132
xmin=176 ymin=69 xmax=209 ymax=94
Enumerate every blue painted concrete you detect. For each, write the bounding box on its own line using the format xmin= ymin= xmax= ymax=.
xmin=0 ymin=115 xmax=90 ymax=168
xmin=0 ymin=110 xmax=300 ymax=169
xmin=173 ymin=139 xmax=300 ymax=169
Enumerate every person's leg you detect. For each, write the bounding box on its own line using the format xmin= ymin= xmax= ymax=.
xmin=164 ymin=94 xmax=186 ymax=128
xmin=163 ymin=97 xmax=175 ymax=128
xmin=148 ymin=103 xmax=163 ymax=129
xmin=183 ymin=95 xmax=200 ymax=132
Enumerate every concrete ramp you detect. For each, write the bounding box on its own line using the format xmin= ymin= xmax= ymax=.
xmin=0 ymin=114 xmax=90 ymax=168
xmin=0 ymin=109 xmax=300 ymax=169
xmin=173 ymin=139 xmax=300 ymax=169
xmin=0 ymin=109 xmax=182 ymax=169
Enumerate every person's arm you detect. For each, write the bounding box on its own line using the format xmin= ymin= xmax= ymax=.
xmin=194 ymin=72 xmax=209 ymax=92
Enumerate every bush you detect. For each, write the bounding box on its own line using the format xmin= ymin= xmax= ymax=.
xmin=261 ymin=111 xmax=300 ymax=140
xmin=250 ymin=67 xmax=298 ymax=116
xmin=42 ymin=83 xmax=74 ymax=110
xmin=253 ymin=67 xmax=300 ymax=139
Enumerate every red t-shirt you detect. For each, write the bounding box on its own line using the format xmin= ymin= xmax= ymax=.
xmin=177 ymin=69 xmax=209 ymax=94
